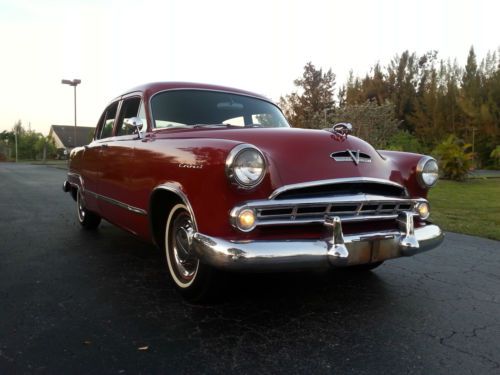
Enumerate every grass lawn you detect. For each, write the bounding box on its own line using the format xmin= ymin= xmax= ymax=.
xmin=429 ymin=178 xmax=500 ymax=241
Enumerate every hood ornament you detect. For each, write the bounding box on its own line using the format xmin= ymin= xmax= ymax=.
xmin=330 ymin=150 xmax=371 ymax=165
xmin=324 ymin=123 xmax=353 ymax=141
xmin=332 ymin=122 xmax=352 ymax=135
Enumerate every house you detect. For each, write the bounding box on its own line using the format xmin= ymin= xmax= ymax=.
xmin=48 ymin=125 xmax=95 ymax=156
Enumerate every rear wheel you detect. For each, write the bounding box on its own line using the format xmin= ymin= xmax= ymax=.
xmin=76 ymin=189 xmax=101 ymax=230
xmin=165 ymin=204 xmax=215 ymax=301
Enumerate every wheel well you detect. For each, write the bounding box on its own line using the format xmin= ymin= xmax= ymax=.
xmin=149 ymin=190 xmax=184 ymax=249
xmin=70 ymin=186 xmax=78 ymax=201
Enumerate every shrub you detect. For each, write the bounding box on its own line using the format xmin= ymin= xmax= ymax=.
xmin=490 ymin=146 xmax=500 ymax=168
xmin=386 ymin=131 xmax=425 ymax=153
xmin=433 ymin=135 xmax=474 ymax=181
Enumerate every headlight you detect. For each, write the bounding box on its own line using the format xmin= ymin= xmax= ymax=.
xmin=226 ymin=144 xmax=266 ymax=189
xmin=417 ymin=156 xmax=439 ymax=188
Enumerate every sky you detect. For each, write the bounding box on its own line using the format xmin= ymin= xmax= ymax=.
xmin=0 ymin=0 xmax=498 ymax=135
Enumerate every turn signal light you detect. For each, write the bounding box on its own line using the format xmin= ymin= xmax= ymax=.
xmin=238 ymin=209 xmax=256 ymax=231
xmin=416 ymin=202 xmax=430 ymax=220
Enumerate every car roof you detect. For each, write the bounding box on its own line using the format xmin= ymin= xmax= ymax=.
xmin=121 ymin=82 xmax=271 ymax=102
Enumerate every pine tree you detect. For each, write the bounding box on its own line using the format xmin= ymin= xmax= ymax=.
xmin=279 ymin=62 xmax=336 ymax=128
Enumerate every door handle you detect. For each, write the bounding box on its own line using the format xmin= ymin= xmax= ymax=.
xmin=101 ymin=144 xmax=109 ymax=148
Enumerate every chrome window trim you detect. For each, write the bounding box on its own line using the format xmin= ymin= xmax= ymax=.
xmin=268 ymin=177 xmax=407 ymax=200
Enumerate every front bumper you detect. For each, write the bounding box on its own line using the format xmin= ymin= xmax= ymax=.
xmin=191 ymin=212 xmax=443 ymax=271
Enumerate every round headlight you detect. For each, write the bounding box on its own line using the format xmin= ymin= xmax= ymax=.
xmin=226 ymin=144 xmax=266 ymax=189
xmin=417 ymin=156 xmax=439 ymax=188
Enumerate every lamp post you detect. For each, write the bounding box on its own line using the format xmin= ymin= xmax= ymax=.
xmin=14 ymin=128 xmax=18 ymax=163
xmin=61 ymin=79 xmax=81 ymax=148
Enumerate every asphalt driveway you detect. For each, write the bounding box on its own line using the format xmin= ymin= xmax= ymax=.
xmin=0 ymin=163 xmax=499 ymax=374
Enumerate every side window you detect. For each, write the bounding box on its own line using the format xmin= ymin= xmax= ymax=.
xmin=116 ymin=97 xmax=142 ymax=136
xmin=99 ymin=102 xmax=119 ymax=139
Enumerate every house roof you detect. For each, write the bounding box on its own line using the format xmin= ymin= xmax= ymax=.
xmin=49 ymin=125 xmax=95 ymax=148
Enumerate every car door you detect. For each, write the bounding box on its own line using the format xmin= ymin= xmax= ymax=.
xmin=79 ymin=101 xmax=119 ymax=213
xmin=97 ymin=95 xmax=148 ymax=234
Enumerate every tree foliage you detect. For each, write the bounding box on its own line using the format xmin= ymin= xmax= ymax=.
xmin=279 ymin=62 xmax=335 ymax=129
xmin=329 ymin=101 xmax=399 ymax=149
xmin=282 ymin=47 xmax=500 ymax=167
xmin=0 ymin=121 xmax=56 ymax=160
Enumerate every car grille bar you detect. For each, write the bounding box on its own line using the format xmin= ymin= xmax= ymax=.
xmin=231 ymin=194 xmax=426 ymax=228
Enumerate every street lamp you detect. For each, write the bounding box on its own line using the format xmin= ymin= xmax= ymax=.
xmin=61 ymin=78 xmax=81 ymax=148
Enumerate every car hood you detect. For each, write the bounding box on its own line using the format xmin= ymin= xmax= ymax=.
xmin=153 ymin=127 xmax=403 ymax=188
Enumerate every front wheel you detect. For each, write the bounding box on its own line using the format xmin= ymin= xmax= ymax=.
xmin=76 ymin=189 xmax=101 ymax=230
xmin=165 ymin=204 xmax=215 ymax=301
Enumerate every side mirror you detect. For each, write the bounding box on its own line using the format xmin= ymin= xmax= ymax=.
xmin=124 ymin=117 xmax=144 ymax=139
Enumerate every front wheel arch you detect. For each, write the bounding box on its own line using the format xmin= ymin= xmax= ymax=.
xmin=149 ymin=186 xmax=197 ymax=249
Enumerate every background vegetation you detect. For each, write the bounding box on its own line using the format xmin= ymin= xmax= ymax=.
xmin=280 ymin=47 xmax=500 ymax=172
xmin=0 ymin=120 xmax=56 ymax=161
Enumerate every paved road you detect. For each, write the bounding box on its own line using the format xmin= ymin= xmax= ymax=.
xmin=1 ymin=163 xmax=499 ymax=374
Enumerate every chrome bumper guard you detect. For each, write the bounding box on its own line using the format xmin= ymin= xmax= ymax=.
xmin=191 ymin=212 xmax=443 ymax=271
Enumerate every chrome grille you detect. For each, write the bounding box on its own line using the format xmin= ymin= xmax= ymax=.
xmin=231 ymin=178 xmax=425 ymax=231
xmin=270 ymin=177 xmax=408 ymax=200
xmin=250 ymin=195 xmax=420 ymax=226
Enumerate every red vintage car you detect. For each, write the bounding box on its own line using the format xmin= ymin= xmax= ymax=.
xmin=63 ymin=82 xmax=443 ymax=300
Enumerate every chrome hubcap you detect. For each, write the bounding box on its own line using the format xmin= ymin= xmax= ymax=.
xmin=170 ymin=212 xmax=198 ymax=281
xmin=77 ymin=191 xmax=85 ymax=221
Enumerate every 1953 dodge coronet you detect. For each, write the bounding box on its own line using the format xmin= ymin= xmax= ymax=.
xmin=63 ymin=82 xmax=444 ymax=300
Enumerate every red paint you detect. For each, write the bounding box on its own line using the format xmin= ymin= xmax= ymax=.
xmin=68 ymin=82 xmax=433 ymax=243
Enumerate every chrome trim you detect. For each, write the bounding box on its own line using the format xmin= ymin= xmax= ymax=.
xmin=268 ymin=177 xmax=406 ymax=200
xmin=67 ymin=172 xmax=85 ymax=192
xmin=230 ymin=194 xmax=426 ymax=231
xmin=123 ymin=116 xmax=144 ymax=139
xmin=332 ymin=122 xmax=353 ymax=135
xmin=398 ymin=211 xmax=419 ymax=250
xmin=66 ymin=172 xmax=147 ymax=215
xmin=225 ymin=144 xmax=267 ymax=189
xmin=85 ymin=190 xmax=147 ymax=215
xmin=416 ymin=156 xmax=439 ymax=188
xmin=152 ymin=183 xmax=198 ymax=231
xmin=62 ymin=180 xmax=71 ymax=192
xmin=324 ymin=216 xmax=349 ymax=261
xmin=191 ymin=223 xmax=444 ymax=271
xmin=330 ymin=150 xmax=372 ymax=165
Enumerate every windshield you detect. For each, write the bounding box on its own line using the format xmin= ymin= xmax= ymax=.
xmin=150 ymin=90 xmax=290 ymax=129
